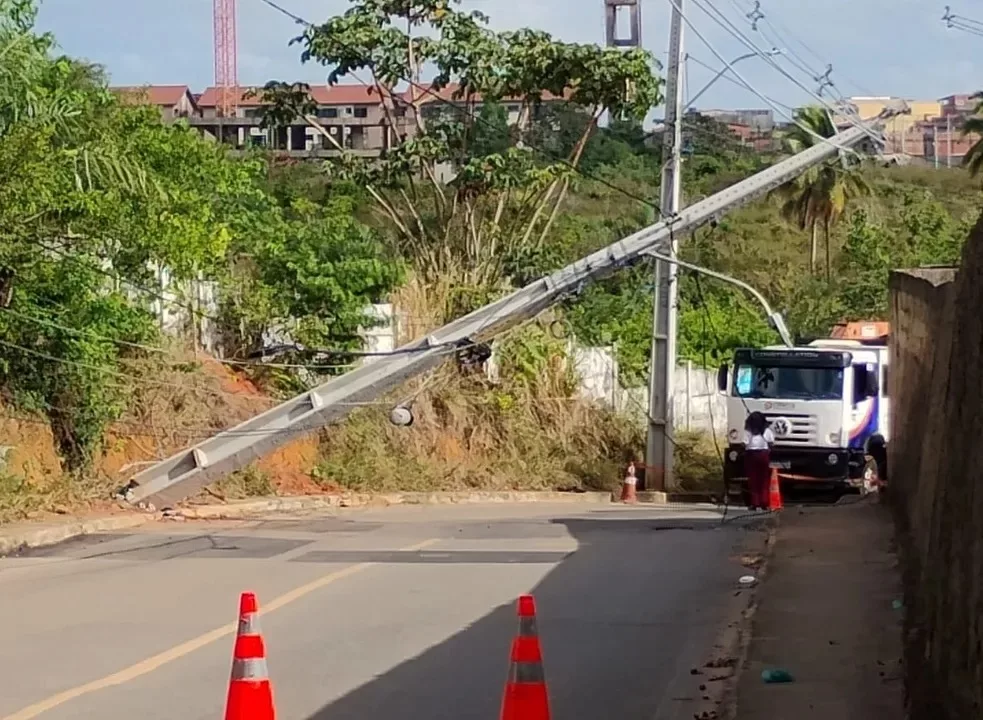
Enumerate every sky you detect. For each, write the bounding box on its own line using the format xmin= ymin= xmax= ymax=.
xmin=33 ymin=0 xmax=982 ymax=120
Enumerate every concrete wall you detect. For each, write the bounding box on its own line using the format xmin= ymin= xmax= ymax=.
xmin=889 ymin=254 xmax=979 ymax=720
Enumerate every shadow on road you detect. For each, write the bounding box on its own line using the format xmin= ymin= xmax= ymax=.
xmin=304 ymin=513 xmax=764 ymax=720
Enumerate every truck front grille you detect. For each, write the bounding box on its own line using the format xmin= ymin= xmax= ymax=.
xmin=765 ymin=413 xmax=818 ymax=445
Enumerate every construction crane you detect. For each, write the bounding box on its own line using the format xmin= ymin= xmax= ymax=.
xmin=120 ymin=111 xmax=901 ymax=511
xmin=214 ymin=0 xmax=238 ymax=117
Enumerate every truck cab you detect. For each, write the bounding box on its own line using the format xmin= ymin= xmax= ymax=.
xmin=718 ymin=339 xmax=888 ymax=500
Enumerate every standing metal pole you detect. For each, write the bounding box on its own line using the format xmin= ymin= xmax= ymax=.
xmin=947 ymin=114 xmax=952 ymax=168
xmin=645 ymin=0 xmax=686 ymax=491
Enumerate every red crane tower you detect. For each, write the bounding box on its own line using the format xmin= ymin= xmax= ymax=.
xmin=213 ymin=0 xmax=238 ymax=117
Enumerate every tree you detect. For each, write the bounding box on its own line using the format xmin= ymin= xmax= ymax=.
xmin=0 ymin=0 xmax=402 ymax=470
xmin=258 ymin=0 xmax=662 ymax=318
xmin=961 ymin=92 xmax=983 ymax=177
xmin=771 ymin=106 xmax=870 ymax=277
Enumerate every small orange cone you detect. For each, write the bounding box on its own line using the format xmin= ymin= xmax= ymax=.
xmin=225 ymin=592 xmax=276 ymax=720
xmin=767 ymin=468 xmax=783 ymax=511
xmin=620 ymin=462 xmax=638 ymax=504
xmin=500 ymin=595 xmax=551 ymax=720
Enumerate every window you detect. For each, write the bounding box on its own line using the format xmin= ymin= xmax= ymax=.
xmin=881 ymin=365 xmax=889 ymax=397
xmin=733 ymin=365 xmax=844 ymax=401
xmin=317 ymin=107 xmax=338 ymax=119
xmin=507 ymin=104 xmax=520 ymax=113
xmin=354 ymin=106 xmax=368 ymax=118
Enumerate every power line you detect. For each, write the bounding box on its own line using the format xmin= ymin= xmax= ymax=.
xmin=0 ymin=337 xmax=280 ymax=405
xmin=664 ymin=0 xmax=865 ymax=159
xmin=729 ymin=0 xmax=879 ymax=98
xmin=25 ymin=244 xmax=466 ymax=362
xmin=251 ymin=0 xmax=663 ymax=214
xmin=943 ymin=7 xmax=983 ymax=38
xmin=687 ymin=0 xmax=882 ymax=149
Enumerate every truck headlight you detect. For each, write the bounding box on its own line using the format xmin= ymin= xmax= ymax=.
xmin=827 ymin=430 xmax=841 ymax=444
xmin=827 ymin=453 xmax=839 ymax=465
xmin=728 ymin=450 xmax=738 ymax=462
xmin=728 ymin=429 xmax=740 ymax=442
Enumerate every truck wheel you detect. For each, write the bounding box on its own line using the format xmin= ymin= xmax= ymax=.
xmin=860 ymin=457 xmax=879 ymax=497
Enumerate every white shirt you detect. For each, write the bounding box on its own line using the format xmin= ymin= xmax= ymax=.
xmin=744 ymin=428 xmax=775 ymax=450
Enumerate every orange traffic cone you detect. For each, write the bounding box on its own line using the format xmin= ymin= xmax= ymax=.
xmin=225 ymin=592 xmax=276 ymax=720
xmin=620 ymin=462 xmax=638 ymax=504
xmin=500 ymin=595 xmax=551 ymax=720
xmin=767 ymin=468 xmax=783 ymax=511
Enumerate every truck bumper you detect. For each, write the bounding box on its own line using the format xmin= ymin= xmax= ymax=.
xmin=723 ymin=446 xmax=869 ymax=495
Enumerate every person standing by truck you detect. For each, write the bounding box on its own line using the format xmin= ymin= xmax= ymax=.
xmin=744 ymin=411 xmax=775 ymax=510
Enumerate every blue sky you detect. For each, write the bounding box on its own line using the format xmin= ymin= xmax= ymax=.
xmin=35 ymin=0 xmax=981 ymax=118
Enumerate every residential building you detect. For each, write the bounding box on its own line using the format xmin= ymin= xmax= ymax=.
xmin=940 ymin=93 xmax=977 ymax=116
xmin=188 ymin=84 xmax=414 ymax=157
xmin=412 ymin=83 xmax=571 ymax=128
xmin=112 ymin=85 xmax=199 ymax=121
xmin=699 ymin=108 xmax=774 ymax=133
xmin=833 ymin=96 xmax=940 ymax=158
xmin=111 ymin=81 xmax=577 ymax=158
xmin=922 ymin=116 xmax=979 ymax=166
xmin=723 ymin=122 xmax=777 ymax=152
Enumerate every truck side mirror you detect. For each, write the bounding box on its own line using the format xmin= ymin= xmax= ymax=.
xmin=864 ymin=367 xmax=879 ymax=397
xmin=717 ymin=363 xmax=729 ymax=393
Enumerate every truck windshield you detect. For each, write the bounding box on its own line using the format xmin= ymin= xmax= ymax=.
xmin=733 ymin=364 xmax=844 ymax=400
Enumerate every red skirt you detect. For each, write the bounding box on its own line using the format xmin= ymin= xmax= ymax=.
xmin=745 ymin=449 xmax=771 ymax=508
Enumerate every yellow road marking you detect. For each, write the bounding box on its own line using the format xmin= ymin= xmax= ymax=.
xmin=2 ymin=538 xmax=439 ymax=720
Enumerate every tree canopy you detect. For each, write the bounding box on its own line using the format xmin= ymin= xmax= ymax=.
xmin=257 ymin=0 xmax=664 ymax=317
xmin=0 ymin=0 xmax=401 ymax=470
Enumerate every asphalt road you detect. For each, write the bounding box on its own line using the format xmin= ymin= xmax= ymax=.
xmin=0 ymin=503 xmax=764 ymax=720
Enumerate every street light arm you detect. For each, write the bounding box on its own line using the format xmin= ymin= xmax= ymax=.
xmin=647 ymin=48 xmax=783 ymax=136
xmin=643 ymin=249 xmax=795 ymax=348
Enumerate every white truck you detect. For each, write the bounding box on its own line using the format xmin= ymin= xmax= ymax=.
xmin=716 ymin=332 xmax=889 ymax=501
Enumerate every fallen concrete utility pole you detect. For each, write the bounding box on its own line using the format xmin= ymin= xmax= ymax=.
xmin=121 ymin=113 xmax=895 ymax=510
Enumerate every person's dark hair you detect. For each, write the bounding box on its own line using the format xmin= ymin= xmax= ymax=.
xmin=744 ymin=411 xmax=769 ymax=436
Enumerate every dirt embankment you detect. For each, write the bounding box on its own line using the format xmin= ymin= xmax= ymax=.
xmin=0 ymin=337 xmax=647 ymax=522
xmin=0 ymin=357 xmax=324 ymax=521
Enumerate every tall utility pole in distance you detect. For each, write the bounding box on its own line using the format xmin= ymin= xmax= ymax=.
xmin=214 ymin=0 xmax=238 ymax=118
xmin=947 ymin=114 xmax=953 ymax=168
xmin=645 ymin=0 xmax=686 ymax=491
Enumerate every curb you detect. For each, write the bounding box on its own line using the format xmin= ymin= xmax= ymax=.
xmin=608 ymin=490 xmax=722 ymax=504
xmin=175 ymin=490 xmax=615 ymax=519
xmin=718 ymin=515 xmax=780 ymax=720
xmin=0 ymin=514 xmax=151 ymax=556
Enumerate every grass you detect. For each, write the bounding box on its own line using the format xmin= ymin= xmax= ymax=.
xmin=314 ymin=357 xmax=644 ymax=494
xmin=210 ymin=465 xmax=276 ymax=500
xmin=0 ymin=470 xmax=116 ymax=525
xmin=671 ymin=430 xmax=725 ymax=494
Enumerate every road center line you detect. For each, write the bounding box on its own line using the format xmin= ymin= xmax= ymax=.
xmin=2 ymin=537 xmax=439 ymax=720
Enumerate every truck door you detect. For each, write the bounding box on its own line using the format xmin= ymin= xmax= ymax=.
xmin=848 ymin=363 xmax=879 ymax=448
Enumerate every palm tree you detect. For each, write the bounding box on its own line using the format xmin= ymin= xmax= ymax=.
xmin=961 ymin=92 xmax=983 ymax=176
xmin=771 ymin=106 xmax=871 ymax=278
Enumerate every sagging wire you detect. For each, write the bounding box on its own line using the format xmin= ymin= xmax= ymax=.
xmin=686 ymin=0 xmax=882 ymax=152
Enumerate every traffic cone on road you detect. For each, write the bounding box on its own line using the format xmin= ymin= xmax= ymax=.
xmin=620 ymin=462 xmax=638 ymax=504
xmin=500 ymin=595 xmax=551 ymax=720
xmin=225 ymin=592 xmax=276 ymax=720
xmin=767 ymin=468 xmax=783 ymax=511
